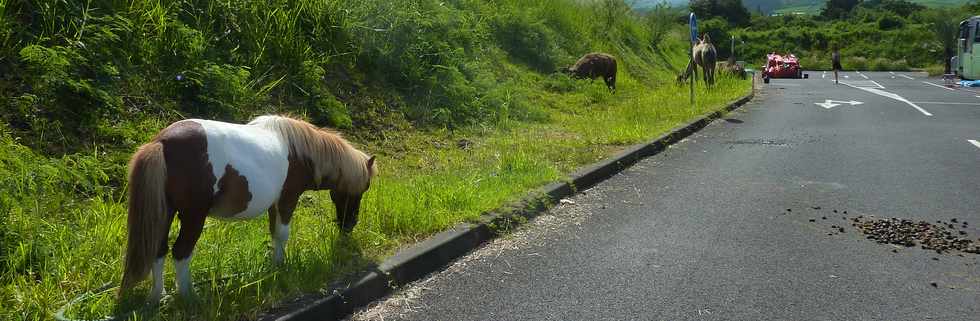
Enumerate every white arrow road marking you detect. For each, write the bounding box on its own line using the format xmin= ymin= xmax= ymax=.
xmin=840 ymin=82 xmax=933 ymax=116
xmin=922 ymin=81 xmax=956 ymax=91
xmin=815 ymin=100 xmax=863 ymax=109
xmin=816 ymin=101 xmax=839 ymax=108
xmin=899 ymin=74 xmax=914 ymax=80
xmin=969 ymin=140 xmax=980 ymax=150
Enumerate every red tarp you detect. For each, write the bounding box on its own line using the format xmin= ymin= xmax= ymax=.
xmin=764 ymin=53 xmax=802 ymax=78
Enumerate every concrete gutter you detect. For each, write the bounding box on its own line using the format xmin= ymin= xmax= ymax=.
xmin=264 ymin=91 xmax=755 ymax=321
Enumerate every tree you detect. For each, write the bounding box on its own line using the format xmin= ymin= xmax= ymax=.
xmin=645 ymin=1 xmax=675 ymax=49
xmin=690 ymin=0 xmax=750 ymax=27
xmin=922 ymin=8 xmax=960 ymax=73
xmin=820 ymin=0 xmax=861 ymax=19
xmin=861 ymin=0 xmax=925 ymax=17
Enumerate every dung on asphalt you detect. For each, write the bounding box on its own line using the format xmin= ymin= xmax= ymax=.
xmin=784 ymin=208 xmax=980 ymax=255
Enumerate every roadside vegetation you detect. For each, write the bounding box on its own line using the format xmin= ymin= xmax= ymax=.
xmin=1 ymin=0 xmax=749 ymax=320
xmin=687 ymin=0 xmax=978 ymax=71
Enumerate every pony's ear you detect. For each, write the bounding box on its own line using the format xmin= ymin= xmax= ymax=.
xmin=367 ymin=155 xmax=376 ymax=171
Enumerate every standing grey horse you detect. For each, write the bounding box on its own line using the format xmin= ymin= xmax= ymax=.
xmin=677 ymin=35 xmax=718 ymax=86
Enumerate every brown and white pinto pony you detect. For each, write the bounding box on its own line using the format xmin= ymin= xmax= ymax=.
xmin=119 ymin=115 xmax=377 ymax=302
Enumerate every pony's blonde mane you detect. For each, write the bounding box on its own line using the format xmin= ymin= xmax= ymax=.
xmin=249 ymin=115 xmax=375 ymax=193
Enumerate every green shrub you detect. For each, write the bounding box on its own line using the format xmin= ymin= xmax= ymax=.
xmin=493 ymin=10 xmax=562 ymax=72
xmin=15 ymin=45 xmax=121 ymax=151
xmin=847 ymin=56 xmax=869 ymax=70
xmin=177 ymin=64 xmax=254 ymax=119
xmin=878 ymin=14 xmax=905 ymax=30
xmin=924 ymin=64 xmax=946 ymax=76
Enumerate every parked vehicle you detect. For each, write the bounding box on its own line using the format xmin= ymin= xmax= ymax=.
xmin=956 ymin=16 xmax=980 ymax=80
xmin=762 ymin=52 xmax=806 ymax=83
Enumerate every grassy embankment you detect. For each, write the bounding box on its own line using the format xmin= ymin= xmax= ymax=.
xmin=696 ymin=2 xmax=979 ymax=72
xmin=0 ymin=1 xmax=749 ymax=320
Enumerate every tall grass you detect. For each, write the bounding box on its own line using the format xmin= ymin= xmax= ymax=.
xmin=1 ymin=1 xmax=750 ymax=320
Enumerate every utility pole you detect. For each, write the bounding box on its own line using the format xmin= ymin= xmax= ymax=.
xmin=690 ymin=13 xmax=697 ymax=109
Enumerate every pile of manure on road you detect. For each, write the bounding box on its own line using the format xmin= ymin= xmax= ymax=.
xmin=851 ymin=216 xmax=980 ymax=255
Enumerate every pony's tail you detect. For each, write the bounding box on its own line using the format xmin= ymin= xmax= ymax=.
xmin=120 ymin=141 xmax=169 ymax=294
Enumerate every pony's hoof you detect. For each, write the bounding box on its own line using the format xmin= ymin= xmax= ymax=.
xmin=176 ymin=289 xmax=199 ymax=304
xmin=147 ymin=291 xmax=165 ymax=305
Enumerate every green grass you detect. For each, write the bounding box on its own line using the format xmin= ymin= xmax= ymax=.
xmin=1 ymin=0 xmax=751 ymax=319
xmin=923 ymin=64 xmax=947 ymax=76
xmin=4 ymin=72 xmax=749 ymax=321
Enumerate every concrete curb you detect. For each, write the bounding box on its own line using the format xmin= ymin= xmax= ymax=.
xmin=268 ymin=91 xmax=755 ymax=321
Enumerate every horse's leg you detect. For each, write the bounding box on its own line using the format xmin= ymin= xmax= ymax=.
xmin=708 ymin=67 xmax=715 ymax=87
xmin=692 ymin=65 xmax=704 ymax=83
xmin=690 ymin=59 xmax=696 ymax=82
xmin=149 ymin=209 xmax=176 ymax=303
xmin=172 ymin=209 xmax=207 ymax=298
xmin=268 ymin=204 xmax=292 ymax=265
xmin=270 ymin=194 xmax=299 ymax=265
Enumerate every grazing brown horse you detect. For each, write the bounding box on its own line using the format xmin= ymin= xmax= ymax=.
xmin=564 ymin=52 xmax=618 ymax=90
xmin=678 ymin=35 xmax=718 ymax=86
xmin=120 ymin=115 xmax=377 ymax=303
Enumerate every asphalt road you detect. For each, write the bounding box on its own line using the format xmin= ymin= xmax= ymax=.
xmin=351 ymin=71 xmax=980 ymax=321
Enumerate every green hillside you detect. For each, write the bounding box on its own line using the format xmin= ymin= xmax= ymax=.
xmin=634 ymin=0 xmax=968 ymax=14
xmin=770 ymin=0 xmax=966 ymax=14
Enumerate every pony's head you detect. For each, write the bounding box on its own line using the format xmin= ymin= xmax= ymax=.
xmin=702 ymin=34 xmax=712 ymax=44
xmin=250 ymin=115 xmax=379 ymax=233
xmin=326 ymin=153 xmax=376 ymax=233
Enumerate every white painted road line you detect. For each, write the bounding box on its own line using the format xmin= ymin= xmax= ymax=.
xmin=840 ymin=82 xmax=933 ymax=116
xmin=837 ymin=80 xmax=884 ymax=89
xmin=922 ymin=81 xmax=956 ymax=91
xmin=969 ymin=140 xmax=980 ymax=150
xmin=859 ymin=73 xmax=869 ymax=79
xmin=911 ymin=101 xmax=980 ymax=105
xmin=899 ymin=74 xmax=914 ymax=80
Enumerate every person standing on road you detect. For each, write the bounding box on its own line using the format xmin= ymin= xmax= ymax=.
xmin=832 ymin=46 xmax=842 ymax=85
